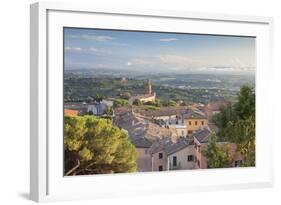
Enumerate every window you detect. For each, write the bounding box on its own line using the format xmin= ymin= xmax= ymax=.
xmin=173 ymin=156 xmax=177 ymax=167
xmin=201 ymin=121 xmax=204 ymax=125
xmin=159 ymin=152 xmax=163 ymax=159
xmin=189 ymin=121 xmax=192 ymax=126
xmin=181 ymin=130 xmax=185 ymax=136
xmin=235 ymin=160 xmax=242 ymax=167
xmin=159 ymin=166 xmax=163 ymax=171
xmin=195 ymin=121 xmax=198 ymax=126
xmin=188 ymin=130 xmax=192 ymax=134
xmin=187 ymin=155 xmax=194 ymax=162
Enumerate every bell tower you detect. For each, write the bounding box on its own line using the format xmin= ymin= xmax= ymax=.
xmin=146 ymin=79 xmax=152 ymax=95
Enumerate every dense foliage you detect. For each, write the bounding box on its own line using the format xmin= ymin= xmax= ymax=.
xmin=212 ymin=85 xmax=255 ymax=166
xmin=133 ymin=99 xmax=142 ymax=106
xmin=133 ymin=98 xmax=177 ymax=107
xmin=203 ymin=133 xmax=232 ymax=168
xmin=113 ymin=98 xmax=129 ymax=107
xmin=64 ymin=115 xmax=137 ymax=175
xmin=161 ymin=99 xmax=177 ymax=107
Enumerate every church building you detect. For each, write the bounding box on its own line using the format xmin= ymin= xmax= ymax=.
xmin=129 ymin=80 xmax=156 ymax=104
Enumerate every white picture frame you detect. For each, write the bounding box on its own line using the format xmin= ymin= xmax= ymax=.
xmin=30 ymin=2 xmax=274 ymax=202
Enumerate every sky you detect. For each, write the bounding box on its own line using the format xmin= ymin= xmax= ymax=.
xmin=64 ymin=28 xmax=256 ymax=74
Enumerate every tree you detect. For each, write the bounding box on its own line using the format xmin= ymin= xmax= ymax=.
xmin=87 ymin=110 xmax=93 ymax=115
xmin=203 ymin=133 xmax=232 ymax=168
xmin=94 ymin=94 xmax=103 ymax=102
xmin=145 ymin=105 xmax=160 ymax=111
xmin=133 ymin=99 xmax=142 ymax=106
xmin=143 ymin=100 xmax=160 ymax=107
xmin=212 ymin=85 xmax=255 ymax=167
xmin=104 ymin=106 xmax=113 ymax=115
xmin=212 ymin=103 xmax=236 ymax=133
xmin=234 ymin=85 xmax=255 ymax=120
xmin=64 ymin=115 xmax=137 ymax=175
xmin=113 ymin=98 xmax=129 ymax=107
xmin=119 ymin=92 xmax=131 ymax=100
xmin=218 ymin=116 xmax=255 ymax=167
xmin=161 ymin=100 xmax=177 ymax=107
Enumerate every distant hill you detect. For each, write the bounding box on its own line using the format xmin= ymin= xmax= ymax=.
xmin=64 ymin=71 xmax=254 ymax=104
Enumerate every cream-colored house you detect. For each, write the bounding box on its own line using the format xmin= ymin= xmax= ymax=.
xmin=166 ymin=138 xmax=195 ymax=170
xmin=149 ymin=138 xmax=172 ymax=171
xmin=151 ymin=150 xmax=168 ymax=171
xmin=149 ymin=137 xmax=195 ymax=171
xmin=132 ymin=137 xmax=153 ymax=172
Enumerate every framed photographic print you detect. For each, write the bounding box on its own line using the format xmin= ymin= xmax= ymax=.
xmin=30 ymin=2 xmax=274 ymax=202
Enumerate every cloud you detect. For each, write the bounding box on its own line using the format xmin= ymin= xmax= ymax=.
xmin=111 ymin=42 xmax=130 ymax=46
xmin=64 ymin=46 xmax=102 ymax=54
xmin=66 ymin=34 xmax=114 ymax=42
xmin=66 ymin=34 xmax=129 ymax=46
xmin=89 ymin=47 xmax=98 ymax=52
xmin=64 ymin=47 xmax=82 ymax=52
xmin=127 ymin=53 xmax=255 ymax=73
xmin=127 ymin=54 xmax=199 ymax=71
xmin=157 ymin=54 xmax=198 ymax=67
xmin=65 ymin=61 xmax=120 ymax=70
xmin=128 ymin=58 xmax=156 ymax=67
xmin=159 ymin=38 xmax=178 ymax=42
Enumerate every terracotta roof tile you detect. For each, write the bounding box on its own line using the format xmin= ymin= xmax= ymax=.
xmin=64 ymin=109 xmax=79 ymax=117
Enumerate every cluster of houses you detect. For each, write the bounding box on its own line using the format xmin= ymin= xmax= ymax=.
xmin=114 ymin=105 xmax=243 ymax=172
xmin=64 ymin=79 xmax=243 ymax=172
